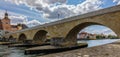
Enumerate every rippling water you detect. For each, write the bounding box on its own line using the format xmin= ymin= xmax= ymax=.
xmin=0 ymin=39 xmax=119 ymax=57
xmin=0 ymin=46 xmax=36 ymax=57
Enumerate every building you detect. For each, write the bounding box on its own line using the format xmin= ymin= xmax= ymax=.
xmin=78 ymin=32 xmax=96 ymax=40
xmin=78 ymin=32 xmax=88 ymax=39
xmin=0 ymin=11 xmax=28 ymax=32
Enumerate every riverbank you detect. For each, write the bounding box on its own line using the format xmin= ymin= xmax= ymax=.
xmin=38 ymin=40 xmax=120 ymax=57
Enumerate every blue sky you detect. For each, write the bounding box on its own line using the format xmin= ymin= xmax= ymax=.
xmin=0 ymin=0 xmax=120 ymax=35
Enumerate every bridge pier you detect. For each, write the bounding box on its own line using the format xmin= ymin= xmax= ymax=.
xmin=1 ymin=38 xmax=8 ymax=42
xmin=8 ymin=38 xmax=17 ymax=42
xmin=49 ymin=37 xmax=77 ymax=47
xmin=23 ymin=40 xmax=33 ymax=44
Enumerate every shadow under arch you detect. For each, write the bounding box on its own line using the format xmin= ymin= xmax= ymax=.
xmin=18 ymin=33 xmax=27 ymax=42
xmin=2 ymin=37 xmax=7 ymax=42
xmin=33 ymin=30 xmax=48 ymax=44
xmin=9 ymin=35 xmax=13 ymax=39
xmin=8 ymin=35 xmax=16 ymax=42
xmin=9 ymin=35 xmax=13 ymax=41
xmin=65 ymin=22 xmax=117 ymax=45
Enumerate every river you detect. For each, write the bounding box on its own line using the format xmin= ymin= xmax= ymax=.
xmin=78 ymin=39 xmax=120 ymax=47
xmin=0 ymin=39 xmax=119 ymax=57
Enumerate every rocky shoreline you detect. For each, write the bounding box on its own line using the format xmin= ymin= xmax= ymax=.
xmin=38 ymin=40 xmax=120 ymax=57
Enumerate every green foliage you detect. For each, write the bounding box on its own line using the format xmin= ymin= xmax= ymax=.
xmin=96 ymin=34 xmax=119 ymax=39
xmin=96 ymin=35 xmax=103 ymax=39
xmin=107 ymin=35 xmax=119 ymax=39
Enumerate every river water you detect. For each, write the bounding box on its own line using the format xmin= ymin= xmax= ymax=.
xmin=0 ymin=39 xmax=119 ymax=57
xmin=78 ymin=39 xmax=120 ymax=47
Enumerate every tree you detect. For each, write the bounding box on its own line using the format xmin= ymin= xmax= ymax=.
xmin=96 ymin=35 xmax=103 ymax=39
xmin=107 ymin=35 xmax=119 ymax=39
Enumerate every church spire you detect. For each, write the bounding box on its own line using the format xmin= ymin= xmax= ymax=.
xmin=4 ymin=10 xmax=9 ymax=19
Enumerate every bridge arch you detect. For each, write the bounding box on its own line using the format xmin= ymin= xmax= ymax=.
xmin=2 ymin=37 xmax=7 ymax=42
xmin=18 ymin=33 xmax=27 ymax=42
xmin=8 ymin=35 xmax=16 ymax=42
xmin=33 ymin=30 xmax=48 ymax=44
xmin=65 ymin=22 xmax=118 ymax=45
xmin=9 ymin=35 xmax=13 ymax=39
xmin=8 ymin=35 xmax=13 ymax=41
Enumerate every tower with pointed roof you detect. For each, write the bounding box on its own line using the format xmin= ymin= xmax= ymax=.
xmin=0 ymin=10 xmax=28 ymax=32
xmin=1 ymin=10 xmax=11 ymax=31
xmin=4 ymin=10 xmax=8 ymax=18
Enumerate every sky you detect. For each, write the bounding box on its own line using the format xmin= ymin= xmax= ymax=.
xmin=0 ymin=0 xmax=120 ymax=35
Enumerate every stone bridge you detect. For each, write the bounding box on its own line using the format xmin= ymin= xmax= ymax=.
xmin=3 ymin=5 xmax=120 ymax=46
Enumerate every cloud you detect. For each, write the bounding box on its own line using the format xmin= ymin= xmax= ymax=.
xmin=113 ymin=0 xmax=120 ymax=4
xmin=9 ymin=15 xmax=27 ymax=25
xmin=38 ymin=0 xmax=103 ymax=19
xmin=6 ymin=0 xmax=103 ymax=19
xmin=102 ymin=29 xmax=117 ymax=36
xmin=10 ymin=15 xmax=42 ymax=27
xmin=5 ymin=0 xmax=66 ymax=9
xmin=42 ymin=5 xmax=76 ymax=19
xmin=26 ymin=20 xmax=42 ymax=27
xmin=0 ymin=10 xmax=42 ymax=27
xmin=43 ymin=0 xmax=66 ymax=4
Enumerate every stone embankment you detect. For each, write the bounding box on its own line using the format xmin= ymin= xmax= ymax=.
xmin=38 ymin=41 xmax=120 ymax=57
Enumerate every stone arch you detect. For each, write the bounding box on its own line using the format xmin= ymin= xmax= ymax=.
xmin=33 ymin=30 xmax=48 ymax=44
xmin=9 ymin=35 xmax=13 ymax=41
xmin=8 ymin=35 xmax=16 ymax=42
xmin=2 ymin=37 xmax=7 ymax=42
xmin=65 ymin=22 xmax=117 ymax=45
xmin=18 ymin=33 xmax=27 ymax=42
xmin=9 ymin=35 xmax=13 ymax=39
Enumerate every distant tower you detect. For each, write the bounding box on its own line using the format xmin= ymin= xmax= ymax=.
xmin=4 ymin=10 xmax=8 ymax=19
xmin=1 ymin=10 xmax=11 ymax=31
